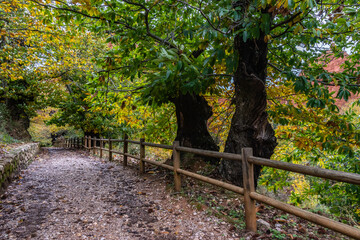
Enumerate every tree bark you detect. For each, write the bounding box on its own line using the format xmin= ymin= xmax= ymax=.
xmin=220 ymin=31 xmax=277 ymax=187
xmin=171 ymin=93 xmax=219 ymax=166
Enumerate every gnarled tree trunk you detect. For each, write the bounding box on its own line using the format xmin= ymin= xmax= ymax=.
xmin=172 ymin=93 xmax=219 ymax=166
xmin=220 ymin=30 xmax=277 ymax=187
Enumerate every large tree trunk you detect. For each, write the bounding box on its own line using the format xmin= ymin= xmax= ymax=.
xmin=172 ymin=93 xmax=219 ymax=166
xmin=219 ymin=31 xmax=277 ymax=187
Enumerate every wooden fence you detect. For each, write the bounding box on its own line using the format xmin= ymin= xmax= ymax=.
xmin=63 ymin=137 xmax=83 ymax=149
xmin=64 ymin=136 xmax=360 ymax=239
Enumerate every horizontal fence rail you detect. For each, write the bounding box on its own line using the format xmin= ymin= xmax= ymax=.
xmin=110 ymin=139 xmax=124 ymax=143
xmin=63 ymin=135 xmax=360 ymax=239
xmin=249 ymin=156 xmax=360 ymax=185
xmin=127 ymin=140 xmax=141 ymax=144
xmin=176 ymin=168 xmax=245 ymax=195
xmin=142 ymin=142 xmax=173 ymax=150
xmin=176 ymin=146 xmax=242 ymax=161
xmin=249 ymin=191 xmax=360 ymax=238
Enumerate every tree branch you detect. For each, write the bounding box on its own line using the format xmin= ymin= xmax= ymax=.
xmin=176 ymin=0 xmax=226 ymax=35
xmin=268 ymin=62 xmax=360 ymax=88
xmin=271 ymin=12 xmax=302 ymax=30
xmin=204 ymin=74 xmax=234 ymax=78
xmin=30 ymin=0 xmax=178 ymax=49
xmin=268 ymin=62 xmax=283 ymax=72
xmin=97 ymin=59 xmax=151 ymax=73
xmin=109 ymin=84 xmax=149 ymax=93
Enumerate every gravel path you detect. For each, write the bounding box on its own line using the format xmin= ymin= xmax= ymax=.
xmin=0 ymin=148 xmax=238 ymax=240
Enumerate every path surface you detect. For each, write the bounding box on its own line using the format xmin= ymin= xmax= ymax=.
xmin=0 ymin=148 xmax=238 ymax=240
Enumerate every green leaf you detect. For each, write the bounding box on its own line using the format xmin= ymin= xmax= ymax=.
xmin=243 ymin=31 xmax=248 ymax=42
xmin=176 ymin=61 xmax=183 ymax=71
xmin=217 ymin=49 xmax=225 ymax=62
xmin=288 ymin=0 xmax=294 ymax=8
xmin=165 ymin=70 xmax=172 ymax=80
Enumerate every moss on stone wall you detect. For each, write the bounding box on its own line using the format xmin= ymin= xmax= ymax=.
xmin=0 ymin=143 xmax=39 ymax=194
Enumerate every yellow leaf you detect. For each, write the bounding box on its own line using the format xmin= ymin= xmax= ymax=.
xmin=294 ymin=24 xmax=303 ymax=34
xmin=264 ymin=35 xmax=272 ymax=43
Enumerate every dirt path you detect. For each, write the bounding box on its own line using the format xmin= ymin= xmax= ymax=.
xmin=0 ymin=148 xmax=238 ymax=240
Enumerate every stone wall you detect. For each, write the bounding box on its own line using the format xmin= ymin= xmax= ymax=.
xmin=0 ymin=143 xmax=39 ymax=194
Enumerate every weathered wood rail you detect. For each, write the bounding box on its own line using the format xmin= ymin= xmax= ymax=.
xmin=64 ymin=136 xmax=360 ymax=239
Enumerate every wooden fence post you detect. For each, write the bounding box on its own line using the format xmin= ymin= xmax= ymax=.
xmin=93 ymin=137 xmax=96 ymax=155
xmin=85 ymin=136 xmax=87 ymax=149
xmin=108 ymin=138 xmax=112 ymax=161
xmin=88 ymin=137 xmax=92 ymax=152
xmin=139 ymin=138 xmax=145 ymax=173
xmin=81 ymin=137 xmax=84 ymax=148
xmin=123 ymin=134 xmax=128 ymax=166
xmin=173 ymin=141 xmax=181 ymax=192
xmin=242 ymin=147 xmax=257 ymax=232
xmin=100 ymin=139 xmax=103 ymax=158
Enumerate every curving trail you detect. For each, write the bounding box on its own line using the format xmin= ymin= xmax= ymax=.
xmin=0 ymin=148 xmax=237 ymax=240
